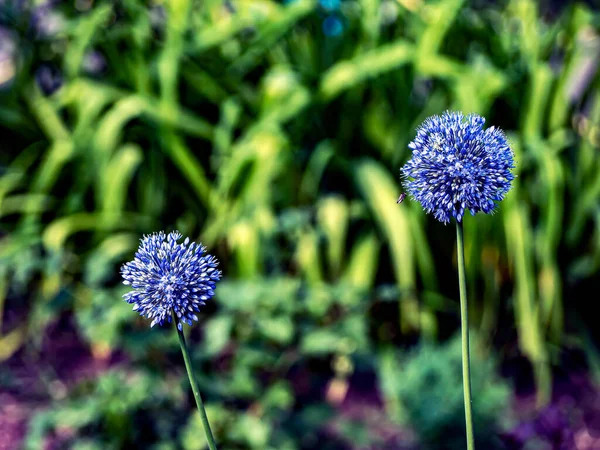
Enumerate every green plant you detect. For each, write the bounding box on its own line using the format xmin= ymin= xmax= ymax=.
xmin=378 ymin=335 xmax=511 ymax=449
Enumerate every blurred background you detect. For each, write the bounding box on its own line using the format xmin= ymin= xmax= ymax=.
xmin=1 ymin=0 xmax=600 ymax=449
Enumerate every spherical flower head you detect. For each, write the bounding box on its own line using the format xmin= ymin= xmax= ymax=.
xmin=401 ymin=111 xmax=515 ymax=224
xmin=121 ymin=231 xmax=221 ymax=331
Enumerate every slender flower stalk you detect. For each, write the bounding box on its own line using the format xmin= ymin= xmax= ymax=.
xmin=174 ymin=310 xmax=218 ymax=450
xmin=456 ymin=221 xmax=474 ymax=450
xmin=401 ymin=111 xmax=515 ymax=448
xmin=121 ymin=231 xmax=221 ymax=450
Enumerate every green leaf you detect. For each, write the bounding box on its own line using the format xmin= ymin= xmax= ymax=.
xmin=256 ymin=315 xmax=294 ymax=344
xmin=203 ymin=315 xmax=234 ymax=356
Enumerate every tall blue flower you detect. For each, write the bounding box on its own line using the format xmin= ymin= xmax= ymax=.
xmin=401 ymin=111 xmax=515 ymax=224
xmin=121 ymin=231 xmax=221 ymax=331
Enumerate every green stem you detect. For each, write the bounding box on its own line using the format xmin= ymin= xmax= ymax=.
xmin=456 ymin=221 xmax=475 ymax=450
xmin=173 ymin=311 xmax=218 ymax=450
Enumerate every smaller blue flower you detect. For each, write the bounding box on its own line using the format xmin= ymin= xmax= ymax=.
xmin=401 ymin=111 xmax=515 ymax=224
xmin=121 ymin=231 xmax=221 ymax=331
xmin=323 ymin=15 xmax=343 ymax=37
xmin=319 ymin=0 xmax=341 ymax=11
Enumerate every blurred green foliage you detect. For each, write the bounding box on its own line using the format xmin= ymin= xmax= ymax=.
xmin=379 ymin=335 xmax=511 ymax=449
xmin=1 ymin=0 xmax=600 ymax=448
xmin=25 ymin=369 xmax=186 ymax=450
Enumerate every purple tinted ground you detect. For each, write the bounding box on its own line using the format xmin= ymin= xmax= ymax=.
xmin=1 ymin=317 xmax=600 ymax=450
xmin=0 ymin=315 xmax=126 ymax=450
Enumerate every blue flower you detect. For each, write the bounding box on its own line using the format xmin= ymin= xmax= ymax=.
xmin=323 ymin=15 xmax=343 ymax=37
xmin=401 ymin=111 xmax=515 ymax=224
xmin=121 ymin=231 xmax=221 ymax=331
xmin=319 ymin=0 xmax=341 ymax=10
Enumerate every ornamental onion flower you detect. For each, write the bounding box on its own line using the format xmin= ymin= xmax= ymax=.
xmin=121 ymin=231 xmax=221 ymax=331
xmin=121 ymin=230 xmax=221 ymax=450
xmin=400 ymin=111 xmax=515 ymax=450
xmin=401 ymin=111 xmax=515 ymax=224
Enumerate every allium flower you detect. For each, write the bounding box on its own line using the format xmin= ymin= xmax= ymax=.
xmin=121 ymin=231 xmax=221 ymax=331
xmin=401 ymin=111 xmax=515 ymax=224
xmin=323 ymin=15 xmax=344 ymax=36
